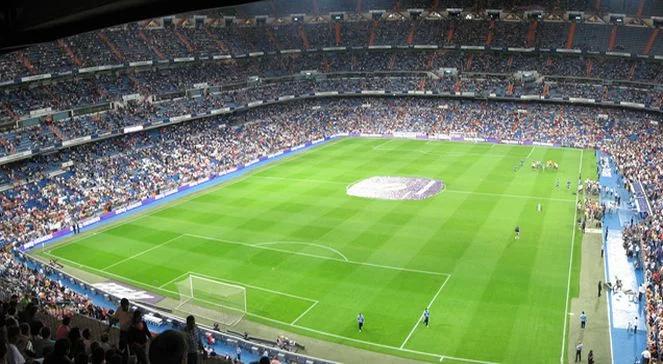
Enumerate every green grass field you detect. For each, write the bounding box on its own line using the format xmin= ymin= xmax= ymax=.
xmin=35 ymin=137 xmax=597 ymax=363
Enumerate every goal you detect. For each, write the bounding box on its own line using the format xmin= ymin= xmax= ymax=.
xmin=174 ymin=274 xmax=247 ymax=326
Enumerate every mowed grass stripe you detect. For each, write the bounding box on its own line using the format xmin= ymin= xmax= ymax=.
xmin=38 ymin=138 xmax=588 ymax=363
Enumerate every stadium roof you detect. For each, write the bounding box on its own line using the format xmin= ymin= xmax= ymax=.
xmin=0 ymin=0 xmax=247 ymax=53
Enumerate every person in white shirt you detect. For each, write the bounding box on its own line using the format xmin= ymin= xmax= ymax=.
xmin=6 ymin=326 xmax=26 ymax=364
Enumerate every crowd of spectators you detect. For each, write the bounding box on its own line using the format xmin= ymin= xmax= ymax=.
xmin=0 ymin=11 xmax=662 ymax=80
xmin=0 ymin=96 xmax=659 ymax=248
xmin=0 ymin=94 xmax=661 ymax=359
xmin=1 ymin=66 xmax=662 ymax=158
xmin=0 ymin=249 xmax=287 ymax=363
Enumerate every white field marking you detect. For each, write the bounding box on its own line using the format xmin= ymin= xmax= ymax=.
xmin=290 ymin=301 xmax=319 ymax=325
xmin=252 ymin=241 xmax=349 ymax=262
xmin=184 ymin=233 xmax=449 ymax=277
xmin=253 ymin=175 xmax=575 ymax=203
xmin=560 ymin=149 xmax=583 ymax=364
xmin=185 ymin=271 xmax=317 ymax=303
xmin=400 ymin=274 xmax=451 ymax=349
xmin=43 ymin=250 xmax=495 ymax=364
xmin=444 ymin=189 xmax=576 ymax=203
xmin=440 ymin=355 xmax=500 ymax=364
xmin=416 ymin=180 xmax=437 ymax=196
xmin=159 ymin=271 xmax=192 ymax=289
xmin=101 ymin=234 xmax=183 ymax=272
xmin=40 ymin=139 xmax=345 ymax=254
xmin=526 ymin=146 xmax=536 ymax=159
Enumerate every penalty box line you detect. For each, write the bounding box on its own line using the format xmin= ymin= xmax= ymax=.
xmin=41 ymin=251 xmax=494 ymax=364
xmin=399 ymin=274 xmax=452 ymax=349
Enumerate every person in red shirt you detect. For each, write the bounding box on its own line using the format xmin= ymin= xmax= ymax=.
xmin=55 ymin=316 xmax=71 ymax=340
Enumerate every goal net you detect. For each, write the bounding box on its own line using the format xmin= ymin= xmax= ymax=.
xmin=174 ymin=275 xmax=246 ymax=326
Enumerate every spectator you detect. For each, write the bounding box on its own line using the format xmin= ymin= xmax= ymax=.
xmin=127 ymin=310 xmax=151 ymax=364
xmin=183 ymin=315 xmax=202 ymax=364
xmin=148 ymin=330 xmax=187 ymax=364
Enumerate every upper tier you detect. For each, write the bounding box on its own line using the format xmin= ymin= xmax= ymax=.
xmin=2 ymin=12 xmax=663 ymax=82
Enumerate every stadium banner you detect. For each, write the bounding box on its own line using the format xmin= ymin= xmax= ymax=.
xmin=21 ymin=233 xmax=55 ymax=250
xmin=502 ymin=139 xmax=520 ymax=145
xmin=451 ymin=136 xmax=465 ymax=141
xmin=81 ymin=216 xmax=102 ymax=228
xmin=368 ymin=45 xmax=391 ymax=49
xmin=520 ymin=95 xmax=541 ymax=100
xmin=173 ymin=57 xmax=195 ymax=63
xmin=533 ymin=141 xmax=554 ymax=147
xmin=359 ymin=133 xmax=381 ymax=137
xmin=393 ymin=132 xmax=419 ymax=138
xmin=210 ymin=107 xmax=230 ymax=115
xmin=47 ymin=170 xmax=66 ymax=178
xmin=267 ymin=151 xmax=284 ymax=158
xmin=280 ymin=49 xmax=301 ymax=54
xmin=30 ymin=107 xmax=53 ymax=118
xmin=129 ymin=60 xmax=153 ymax=67
xmin=248 ymin=52 xmax=264 ymax=57
xmin=460 ymin=45 xmax=485 ymax=50
xmin=248 ymin=101 xmax=263 ymax=107
xmin=484 ymin=137 xmax=500 ymax=144
xmin=291 ymin=144 xmax=306 ymax=151
xmin=569 ymin=97 xmax=595 ymax=104
xmin=79 ymin=66 xmax=101 ymax=73
xmin=413 ymin=45 xmax=437 ymax=49
xmin=361 ymin=90 xmax=385 ymax=95
xmin=154 ymin=188 xmax=179 ymax=200
xmin=556 ymin=48 xmax=582 ymax=54
xmin=278 ymin=95 xmax=295 ymax=101
xmin=322 ymin=47 xmax=346 ymax=51
xmin=259 ymin=156 xmax=268 ymax=161
xmin=114 ymin=202 xmax=143 ymax=214
xmin=21 ymin=73 xmax=51 ymax=82
xmin=655 ymin=55 xmax=663 ymax=60
xmin=605 ymin=51 xmax=631 ymax=57
xmin=507 ymin=47 xmax=535 ymax=52
xmin=122 ymin=93 xmax=141 ymax=101
xmin=620 ymin=101 xmax=645 ymax=109
xmin=169 ymin=114 xmax=192 ymax=122
xmin=212 ymin=54 xmax=232 ymax=60
xmin=315 ymin=91 xmax=338 ymax=96
xmin=416 ymin=134 xmax=428 ymax=139
xmin=522 ymin=140 xmax=534 ymax=145
xmin=123 ymin=125 xmax=144 ymax=134
xmin=0 ymin=150 xmax=33 ymax=164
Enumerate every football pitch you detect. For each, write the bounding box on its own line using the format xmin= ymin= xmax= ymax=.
xmin=35 ymin=137 xmax=597 ymax=363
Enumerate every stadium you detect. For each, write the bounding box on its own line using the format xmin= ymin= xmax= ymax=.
xmin=0 ymin=0 xmax=661 ymax=363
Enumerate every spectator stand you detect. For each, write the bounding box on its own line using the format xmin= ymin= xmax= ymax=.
xmin=598 ymin=151 xmax=648 ymax=363
xmin=16 ymin=252 xmax=336 ymax=364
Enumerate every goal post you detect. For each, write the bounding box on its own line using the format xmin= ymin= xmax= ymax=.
xmin=174 ymin=274 xmax=247 ymax=326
